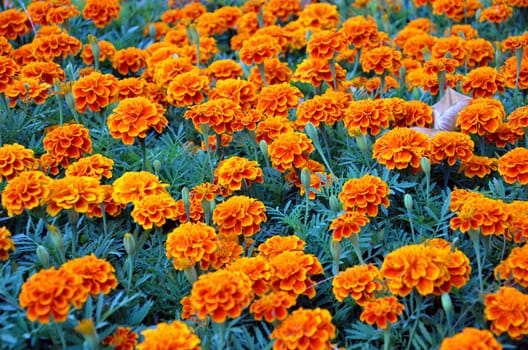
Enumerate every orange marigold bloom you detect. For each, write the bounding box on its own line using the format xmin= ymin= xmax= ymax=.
xmin=255 ymin=116 xmax=294 ymax=144
xmin=131 ymin=194 xmax=178 ymax=230
xmin=0 ymin=143 xmax=38 ymax=182
xmin=495 ymin=244 xmax=528 ymax=287
xmin=247 ymin=58 xmax=293 ymax=91
xmin=257 ymin=235 xmax=306 ymax=259
xmin=200 ymin=134 xmax=233 ymax=153
xmin=239 ymin=34 xmax=281 ymax=66
xmin=0 ymin=35 xmax=12 ymax=56
xmin=184 ymin=98 xmax=244 ymax=134
xmin=0 ymin=226 xmax=15 ymax=261
xmin=166 ymin=221 xmax=219 ymax=270
xmin=344 ymin=99 xmax=392 ymax=136
xmin=4 ymin=78 xmax=51 ymax=108
xmin=112 ymin=171 xmax=168 ymax=205
xmin=456 ymin=99 xmax=504 ymax=136
xmin=498 ymin=147 xmax=528 ymax=184
xmin=65 ymin=154 xmax=113 ymax=180
xmin=270 ymin=308 xmax=336 ymax=349
xmin=268 ymin=131 xmax=314 ymax=173
xmin=459 ymin=155 xmax=497 ymax=178
xmin=269 ymin=251 xmax=323 ymax=298
xmin=461 ymin=67 xmax=505 ymax=98
xmin=212 ymin=195 xmax=267 ymax=240
xmin=18 ymin=267 xmax=87 ymax=323
xmin=373 ymin=127 xmax=429 ymax=171
xmin=292 ymin=57 xmax=346 ymax=89
xmin=298 ymin=3 xmax=340 ymax=31
xmin=214 ymin=156 xmax=263 ymax=194
xmin=235 ymin=11 xmax=275 ymax=36
xmin=94 ymin=184 xmax=124 ymax=218
xmin=296 ymin=94 xmax=343 ymax=128
xmin=20 ymin=62 xmax=65 ymax=85
xmin=205 ymin=59 xmax=244 ymax=82
xmin=332 ymin=264 xmax=383 ymax=304
xmin=102 ymin=327 xmax=138 ymax=350
xmin=501 ymin=55 xmax=528 ymax=90
xmin=427 ymin=131 xmax=474 ymax=166
xmin=0 ymin=8 xmax=30 ymax=40
xmin=112 ymin=47 xmax=147 ymax=76
xmin=187 ymin=269 xmax=254 ymax=323
xmin=307 ymin=30 xmax=347 ymax=60
xmin=0 ymin=56 xmax=18 ymax=93
xmin=449 ymin=24 xmax=479 ymax=40
xmin=107 ymin=97 xmax=167 ymax=145
xmin=480 ymin=4 xmax=513 ymax=23
xmin=44 ymin=176 xmax=104 ymax=217
xmin=402 ymin=33 xmax=437 ymax=61
xmin=339 ymin=175 xmax=390 ymax=216
xmin=209 ymin=78 xmax=257 ymax=112
xmin=81 ymin=40 xmax=116 ymax=65
xmin=32 ymin=31 xmax=82 ymax=60
xmin=486 ymin=122 xmax=523 ymax=148
xmin=464 ymin=38 xmax=495 ymax=68
xmin=72 ymin=72 xmax=118 ymax=113
xmin=190 ymin=182 xmax=221 ymax=203
xmin=151 ymin=56 xmax=194 ymax=89
xmin=83 ymin=0 xmax=121 ymax=28
xmin=1 ymin=170 xmax=52 ymax=216
xmin=250 ymin=291 xmax=297 ymax=323
xmin=267 ymin=0 xmax=301 ymax=21
xmin=329 ymin=211 xmax=370 ymax=241
xmin=394 ymin=27 xmax=427 ymax=49
xmin=226 ymin=256 xmax=273 ymax=295
xmin=213 ymin=6 xmax=242 ymax=29
xmin=484 ymin=286 xmax=528 ymax=339
xmin=254 ymin=25 xmax=292 ymax=53
xmin=340 ymin=15 xmax=378 ymax=48
xmin=423 ymin=57 xmax=459 ymax=75
xmin=360 ymin=296 xmax=405 ymax=329
xmin=144 ymin=21 xmax=170 ymax=40
xmin=284 ymin=160 xmax=331 ymax=200
xmin=391 ymin=100 xmax=433 ymax=128
xmin=166 ymin=69 xmax=209 ymax=107
xmin=209 ymin=238 xmax=244 ymax=270
xmin=361 ymin=46 xmax=402 ymax=75
xmin=116 ymin=77 xmax=146 ymax=100
xmin=61 ymin=254 xmax=118 ymax=296
xmin=450 ymin=197 xmax=509 ymax=236
xmin=431 ymin=36 xmax=467 ymax=66
xmin=42 ymin=123 xmax=92 ymax=168
xmin=507 ymin=106 xmax=528 ymax=130
xmin=439 ymin=327 xmax=502 ymax=350
xmin=136 ymin=321 xmax=201 ymax=350
xmin=432 ymin=0 xmax=482 ymax=22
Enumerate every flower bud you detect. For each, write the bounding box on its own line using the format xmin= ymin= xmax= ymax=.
xmin=355 ymin=133 xmax=368 ymax=153
xmin=123 ymin=233 xmax=136 ymax=256
xmin=404 ymin=193 xmax=413 ymax=212
xmin=329 ymin=195 xmax=341 ymax=212
xmin=304 ymin=122 xmax=319 ymax=143
xmin=36 ymin=245 xmax=50 ymax=267
xmin=330 ymin=239 xmax=342 ymax=263
xmin=300 ymin=168 xmax=312 ymax=195
xmin=259 ymin=140 xmax=268 ymax=159
xmin=441 ymin=292 xmax=454 ymax=316
xmin=75 ymin=319 xmax=99 ymax=350
xmin=420 ymin=157 xmax=431 ymax=176
xmin=48 ymin=225 xmax=64 ymax=252
xmin=152 ymin=159 xmax=162 ymax=174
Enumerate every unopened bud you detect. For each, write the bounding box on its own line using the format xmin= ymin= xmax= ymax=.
xmin=123 ymin=233 xmax=136 ymax=256
xmin=404 ymin=193 xmax=413 ymax=212
xmin=36 ymin=245 xmax=50 ymax=267
xmin=330 ymin=239 xmax=342 ymax=263
xmin=48 ymin=225 xmax=64 ymax=251
xmin=152 ymin=159 xmax=162 ymax=174
xmin=441 ymin=292 xmax=454 ymax=316
xmin=259 ymin=140 xmax=268 ymax=158
xmin=300 ymin=168 xmax=311 ymax=195
xmin=420 ymin=157 xmax=431 ymax=175
xmin=355 ymin=133 xmax=368 ymax=153
xmin=329 ymin=195 xmax=341 ymax=212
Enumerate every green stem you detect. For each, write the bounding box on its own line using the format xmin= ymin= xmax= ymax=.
xmin=68 ymin=210 xmax=79 ymax=255
xmin=100 ymin=203 xmax=108 ymax=238
xmin=54 ymin=322 xmax=67 ymax=348
xmin=138 ymin=138 xmax=148 ymax=171
xmin=468 ymin=229 xmax=484 ymax=294
xmin=257 ymin=62 xmax=268 ymax=87
xmin=126 ymin=255 xmax=134 ymax=295
xmin=349 ymin=233 xmax=365 ymax=264
xmin=216 ymin=322 xmax=227 ymax=350
xmin=329 ymin=57 xmax=338 ymax=90
xmin=405 ymin=294 xmax=423 ymax=350
xmin=383 ymin=323 xmax=391 ymax=350
xmin=200 ymin=124 xmax=215 ymax=181
xmin=407 ymin=208 xmax=416 ymax=242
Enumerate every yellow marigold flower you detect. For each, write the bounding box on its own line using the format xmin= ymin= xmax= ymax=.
xmin=136 ymin=321 xmax=201 ymax=350
xmin=187 ymin=269 xmax=254 ymax=323
xmin=427 ymin=131 xmax=474 ymax=166
xmin=498 ymin=147 xmax=528 ymax=185
xmin=269 ymin=251 xmax=323 ymax=298
xmin=339 ymin=174 xmax=390 ymax=216
xmin=43 ymin=176 xmax=105 ymax=217
xmin=268 ymin=131 xmax=314 ymax=173
xmin=484 ymin=286 xmax=528 ymax=339
xmin=495 ymin=244 xmax=528 ymax=287
xmin=212 ymin=195 xmax=267 ymax=240
xmin=83 ymin=0 xmax=120 ymax=28
xmin=250 ymin=291 xmax=296 ymax=323
xmin=0 ymin=226 xmax=15 ymax=261
xmin=61 ymin=254 xmax=118 ymax=296
xmin=270 ymin=308 xmax=336 ymax=349
xmin=439 ymin=327 xmax=502 ymax=350
xmin=1 ymin=170 xmax=52 ymax=216
xmin=226 ymin=256 xmax=272 ymax=295
xmin=372 ymin=127 xmax=429 ymax=171
xmin=102 ymin=326 xmax=138 ymax=350
xmin=257 ymin=83 xmax=302 ymax=118
xmin=257 ymin=235 xmax=306 ymax=259
xmin=107 ymin=97 xmax=167 ymax=145
xmin=344 ymin=99 xmax=392 ymax=136
xmin=456 ymin=98 xmax=504 ymax=136
xmin=459 ymin=155 xmax=497 ymax=179
xmin=42 ymin=123 xmax=92 ymax=168
xmin=332 ymin=264 xmax=384 ymax=304
xmin=166 ymin=69 xmax=209 ymax=107
xmin=72 ymin=71 xmax=118 ymax=113
xmin=329 ymin=211 xmax=370 ymax=241
xmin=298 ymin=3 xmax=340 ymax=31
xmin=360 ymin=296 xmax=405 ymax=329
xmin=361 ymin=46 xmax=401 ymax=75
xmin=112 ymin=171 xmax=168 ymax=205
xmin=131 ymin=194 xmax=178 ymax=230
xmin=18 ymin=267 xmax=88 ymax=324
xmin=0 ymin=143 xmax=38 ymax=182
xmin=255 ymin=116 xmax=294 ymax=144
xmin=0 ymin=8 xmax=30 ymax=40
xmin=209 ymin=238 xmax=244 ymax=270
xmin=214 ymin=156 xmax=263 ymax=195
xmin=65 ymin=154 xmax=114 ymax=180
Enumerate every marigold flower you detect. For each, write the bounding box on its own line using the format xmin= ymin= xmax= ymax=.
xmin=102 ymin=327 xmax=138 ymax=350
xmin=187 ymin=269 xmax=254 ymax=323
xmin=450 ymin=196 xmax=509 ymax=236
xmin=4 ymin=78 xmax=51 ymax=108
xmin=360 ymin=296 xmax=405 ymax=329
xmin=190 ymin=182 xmax=221 ymax=203
xmin=402 ymin=33 xmax=437 ymax=61
xmin=486 ymin=123 xmax=523 ymax=148
xmin=0 ymin=8 xmax=30 ymax=40
xmin=115 ymin=78 xmax=146 ymax=101
xmin=480 ymin=4 xmax=513 ymax=23
xmin=432 ymin=0 xmax=481 ymax=22
xmin=226 ymin=256 xmax=272 ymax=295
xmin=257 ymin=236 xmax=306 ymax=259
xmin=501 ymin=55 xmax=528 ymax=90
xmin=267 ymin=0 xmax=301 ymax=21
xmin=427 ymin=131 xmax=474 ymax=166
xmin=461 ymin=67 xmax=505 ymax=98
xmin=205 ymin=59 xmax=244 ymax=81
xmin=209 ymin=79 xmax=257 ymax=112
xmin=112 ymin=171 xmax=169 ymax=205
xmin=0 ymin=56 xmax=18 ymax=93
xmin=505 ymin=201 xmax=528 ymax=243
xmin=339 ymin=175 xmax=390 ymax=216
xmin=431 ymin=36 xmax=467 ymax=66
xmin=450 ymin=24 xmax=479 ymax=40
xmin=144 ymin=21 xmax=170 ymax=40
xmin=394 ymin=27 xmax=427 ymax=49
xmin=235 ymin=11 xmax=275 ymax=36
xmin=44 ymin=176 xmax=104 ymax=216
xmin=64 ymin=154 xmax=113 ymax=180
xmin=344 ymin=99 xmax=392 ymax=136
xmin=0 ymin=226 xmax=15 ymax=261
xmin=0 ymin=143 xmax=38 ymax=182
xmin=268 ymin=131 xmax=314 ymax=173
xmin=340 ymin=15 xmax=378 ymax=48
xmin=391 ymin=100 xmax=433 ymax=128
xmin=184 ymin=98 xmax=244 ymax=135
xmin=329 ymin=211 xmax=370 ymax=241
xmin=166 ymin=221 xmax=219 ymax=271
xmin=72 ymin=72 xmax=118 ymax=113
xmin=269 ymin=251 xmax=323 ymax=298
xmin=495 ymin=244 xmax=528 ymax=287
xmin=439 ymin=327 xmax=502 ymax=350
xmin=464 ymin=38 xmax=495 ymax=68
xmin=166 ymin=69 xmax=209 ymax=107
xmin=20 ymin=62 xmax=65 ymax=85
xmin=32 ymin=31 xmax=82 ymax=60
xmin=136 ymin=321 xmax=201 ymax=350
xmin=332 ymin=264 xmax=384 ymax=304
xmin=42 ymin=123 xmax=92 ymax=168
xmin=151 ymin=56 xmax=193 ymax=89
xmin=209 ymin=238 xmax=244 ymax=270
xmin=270 ymin=308 xmax=336 ymax=349
xmin=507 ymin=106 xmax=528 ymax=130
xmin=255 ymin=116 xmax=294 ymax=144
xmin=250 ymin=291 xmax=296 ymax=323
xmin=361 ymin=46 xmax=402 ymax=75
xmin=213 ymin=6 xmax=242 ymax=29
xmin=484 ymin=286 xmax=528 ymax=339
xmin=239 ymin=34 xmax=280 ymax=66
xmin=498 ymin=147 xmax=528 ymax=184
xmin=257 ymin=83 xmax=302 ymax=118
xmin=214 ymin=156 xmax=263 ymax=194
xmin=1 ymin=170 xmax=52 ymax=216
xmin=131 ymin=194 xmax=178 ymax=230
xmin=292 ymin=58 xmax=346 ymax=89
xmin=247 ymin=58 xmax=293 ymax=90
xmin=81 ymin=40 xmax=116 ymax=65
xmin=298 ymin=3 xmax=340 ymax=31
xmin=373 ymin=127 xmax=429 ymax=171
xmin=112 ymin=47 xmax=147 ymax=76
xmin=459 ymin=155 xmax=497 ymax=178
xmin=18 ymin=267 xmax=87 ymax=323
xmin=456 ymin=99 xmax=504 ymax=136
xmin=307 ymin=30 xmax=347 ymax=60
xmin=83 ymin=0 xmax=121 ymax=28
xmin=61 ymin=254 xmax=118 ymax=296
xmin=212 ymin=195 xmax=267 ymax=240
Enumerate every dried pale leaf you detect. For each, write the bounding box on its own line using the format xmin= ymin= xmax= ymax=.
xmin=432 ymin=88 xmax=472 ymax=131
